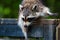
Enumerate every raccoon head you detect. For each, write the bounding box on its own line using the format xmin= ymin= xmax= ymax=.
xmin=18 ymin=0 xmax=56 ymax=26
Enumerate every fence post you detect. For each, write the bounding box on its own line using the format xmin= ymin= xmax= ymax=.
xmin=43 ymin=20 xmax=56 ymax=40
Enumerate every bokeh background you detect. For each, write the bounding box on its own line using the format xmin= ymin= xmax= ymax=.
xmin=0 ymin=0 xmax=60 ymax=18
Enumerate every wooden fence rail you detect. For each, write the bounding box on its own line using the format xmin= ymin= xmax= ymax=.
xmin=0 ymin=18 xmax=59 ymax=40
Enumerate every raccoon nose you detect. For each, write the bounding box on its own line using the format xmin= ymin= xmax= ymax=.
xmin=24 ymin=25 xmax=28 ymax=28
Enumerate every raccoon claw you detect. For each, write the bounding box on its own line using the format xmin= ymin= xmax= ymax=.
xmin=52 ymin=13 xmax=58 ymax=16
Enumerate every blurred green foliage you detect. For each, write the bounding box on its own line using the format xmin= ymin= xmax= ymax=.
xmin=0 ymin=0 xmax=60 ymax=18
xmin=0 ymin=0 xmax=22 ymax=18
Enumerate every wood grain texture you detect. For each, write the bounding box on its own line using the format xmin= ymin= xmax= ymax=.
xmin=0 ymin=18 xmax=59 ymax=40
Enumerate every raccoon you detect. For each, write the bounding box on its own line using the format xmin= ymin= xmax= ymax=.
xmin=18 ymin=0 xmax=57 ymax=40
xmin=18 ymin=0 xmax=55 ymax=26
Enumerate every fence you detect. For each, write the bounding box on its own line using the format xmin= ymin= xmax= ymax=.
xmin=56 ymin=23 xmax=60 ymax=40
xmin=0 ymin=18 xmax=59 ymax=40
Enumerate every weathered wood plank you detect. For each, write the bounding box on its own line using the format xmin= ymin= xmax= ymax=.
xmin=0 ymin=18 xmax=59 ymax=40
xmin=56 ymin=23 xmax=60 ymax=40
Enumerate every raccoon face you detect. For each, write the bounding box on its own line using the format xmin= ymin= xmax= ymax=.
xmin=18 ymin=0 xmax=55 ymax=26
xmin=19 ymin=4 xmax=44 ymax=26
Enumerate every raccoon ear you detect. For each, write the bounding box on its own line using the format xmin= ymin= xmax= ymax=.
xmin=32 ymin=4 xmax=37 ymax=10
xmin=19 ymin=5 xmax=23 ymax=10
xmin=32 ymin=4 xmax=39 ymax=12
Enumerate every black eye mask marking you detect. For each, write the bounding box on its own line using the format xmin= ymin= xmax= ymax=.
xmin=27 ymin=17 xmax=36 ymax=22
xmin=22 ymin=17 xmax=36 ymax=22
